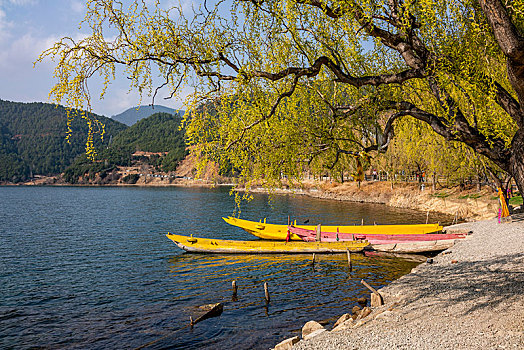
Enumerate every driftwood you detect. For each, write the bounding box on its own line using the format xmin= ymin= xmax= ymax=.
xmin=190 ymin=303 xmax=224 ymax=326
xmin=361 ymin=279 xmax=384 ymax=307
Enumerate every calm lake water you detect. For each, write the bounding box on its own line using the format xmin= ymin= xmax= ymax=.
xmin=0 ymin=186 xmax=452 ymax=349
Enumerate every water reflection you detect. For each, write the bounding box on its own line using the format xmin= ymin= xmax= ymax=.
xmin=0 ymin=186 xmax=450 ymax=350
xmin=161 ymin=251 xmax=419 ymax=349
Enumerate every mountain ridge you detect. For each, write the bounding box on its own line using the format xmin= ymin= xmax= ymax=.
xmin=112 ymin=105 xmax=184 ymax=126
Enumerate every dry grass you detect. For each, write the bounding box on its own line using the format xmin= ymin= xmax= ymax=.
xmin=310 ymin=181 xmax=500 ymax=221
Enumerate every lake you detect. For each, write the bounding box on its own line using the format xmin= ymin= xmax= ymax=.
xmin=0 ymin=186 xmax=452 ymax=349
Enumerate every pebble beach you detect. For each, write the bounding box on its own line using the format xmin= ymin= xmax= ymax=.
xmin=284 ymin=217 xmax=524 ymax=350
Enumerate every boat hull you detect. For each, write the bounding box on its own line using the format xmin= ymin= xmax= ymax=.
xmin=370 ymin=239 xmax=458 ymax=253
xmin=223 ymin=217 xmax=443 ymax=240
xmin=166 ymin=233 xmax=369 ymax=254
xmin=288 ymin=225 xmax=466 ymax=244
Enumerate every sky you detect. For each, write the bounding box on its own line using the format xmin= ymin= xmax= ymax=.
xmin=0 ymin=0 xmax=188 ymax=117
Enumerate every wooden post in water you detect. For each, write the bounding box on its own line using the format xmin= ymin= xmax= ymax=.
xmin=312 ymin=253 xmax=316 ymax=266
xmin=426 ymin=211 xmax=429 ymax=224
xmin=316 ymin=224 xmax=321 ymax=242
xmin=361 ymin=218 xmax=364 ymax=225
xmin=232 ymin=280 xmax=237 ymax=296
xmin=346 ymin=249 xmax=352 ymax=271
xmin=264 ymin=282 xmax=270 ymax=303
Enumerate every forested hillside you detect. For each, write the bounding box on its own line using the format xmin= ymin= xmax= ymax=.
xmin=0 ymin=100 xmax=127 ymax=182
xmin=63 ymin=112 xmax=188 ymax=183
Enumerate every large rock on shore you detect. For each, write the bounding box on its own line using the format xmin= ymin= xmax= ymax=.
xmin=273 ymin=336 xmax=299 ymax=350
xmin=332 ymin=318 xmax=354 ymax=332
xmin=333 ymin=313 xmax=351 ymax=328
xmin=302 ymin=320 xmax=325 ymax=339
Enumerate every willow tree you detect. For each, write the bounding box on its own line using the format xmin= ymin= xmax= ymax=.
xmin=378 ymin=116 xmax=503 ymax=190
xmin=39 ymin=0 xmax=524 ymax=201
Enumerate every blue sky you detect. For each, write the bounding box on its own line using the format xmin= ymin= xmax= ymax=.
xmin=0 ymin=0 xmax=187 ymax=117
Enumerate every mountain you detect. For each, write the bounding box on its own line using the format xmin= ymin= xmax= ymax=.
xmin=112 ymin=105 xmax=184 ymax=126
xmin=0 ymin=99 xmax=127 ymax=182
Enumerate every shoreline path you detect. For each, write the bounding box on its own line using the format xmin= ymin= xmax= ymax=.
xmin=292 ymin=218 xmax=524 ymax=350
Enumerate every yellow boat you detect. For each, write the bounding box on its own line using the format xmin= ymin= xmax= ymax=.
xmin=166 ymin=233 xmax=369 ymax=254
xmin=223 ymin=217 xmax=443 ymax=241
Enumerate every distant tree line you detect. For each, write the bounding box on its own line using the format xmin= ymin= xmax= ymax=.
xmin=0 ymin=100 xmax=187 ymax=183
xmin=0 ymin=100 xmax=126 ymax=182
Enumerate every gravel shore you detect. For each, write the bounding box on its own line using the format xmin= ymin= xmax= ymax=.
xmin=292 ymin=217 xmax=524 ymax=350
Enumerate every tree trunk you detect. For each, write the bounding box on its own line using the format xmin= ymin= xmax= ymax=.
xmin=509 ymin=130 xmax=524 ymax=205
xmin=477 ymin=173 xmax=482 ymax=192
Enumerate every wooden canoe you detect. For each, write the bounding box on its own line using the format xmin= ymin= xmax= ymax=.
xmin=223 ymin=217 xmax=443 ymax=240
xmin=288 ymin=225 xmax=466 ymax=244
xmin=166 ymin=233 xmax=369 ymax=254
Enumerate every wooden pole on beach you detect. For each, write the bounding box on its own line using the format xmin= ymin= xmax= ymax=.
xmin=264 ymin=282 xmax=270 ymax=303
xmin=361 ymin=279 xmax=383 ymax=307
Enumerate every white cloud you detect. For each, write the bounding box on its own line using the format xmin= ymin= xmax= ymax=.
xmin=0 ymin=32 xmax=59 ymax=69
xmin=0 ymin=8 xmax=12 ymax=42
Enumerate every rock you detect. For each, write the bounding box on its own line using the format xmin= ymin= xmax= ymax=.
xmin=332 ymin=318 xmax=354 ymax=332
xmin=273 ymin=336 xmax=300 ymax=350
xmin=451 ymin=259 xmax=458 ymax=264
xmin=371 ymin=292 xmax=384 ymax=307
xmin=303 ymin=328 xmax=327 ymax=341
xmin=357 ymin=297 xmax=368 ymax=306
xmin=359 ymin=306 xmax=372 ymax=319
xmin=352 ymin=305 xmax=361 ymax=315
xmin=317 ymin=319 xmax=330 ymax=326
xmin=301 ymin=320 xmax=325 ymax=339
xmin=427 ymin=258 xmax=434 ymax=264
xmin=333 ymin=313 xmax=351 ymax=328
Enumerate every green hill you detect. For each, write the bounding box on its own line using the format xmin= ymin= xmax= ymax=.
xmin=63 ymin=112 xmax=188 ymax=184
xmin=111 ymin=112 xmax=186 ymax=153
xmin=0 ymin=100 xmax=127 ymax=182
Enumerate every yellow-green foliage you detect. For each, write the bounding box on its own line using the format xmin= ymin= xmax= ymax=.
xmin=38 ymin=0 xmax=521 ymax=185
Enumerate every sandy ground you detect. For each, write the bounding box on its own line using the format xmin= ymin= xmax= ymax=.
xmin=290 ymin=217 xmax=524 ymax=349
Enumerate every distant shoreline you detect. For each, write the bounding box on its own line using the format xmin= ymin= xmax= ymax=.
xmin=3 ymin=177 xmax=501 ymax=221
